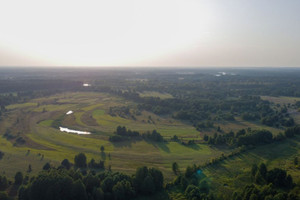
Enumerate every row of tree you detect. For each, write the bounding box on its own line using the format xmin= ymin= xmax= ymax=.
xmin=109 ymin=126 xmax=163 ymax=142
xmin=18 ymin=165 xmax=164 ymax=200
xmin=204 ymin=126 xmax=300 ymax=147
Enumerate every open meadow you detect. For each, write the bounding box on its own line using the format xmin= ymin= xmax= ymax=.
xmin=1 ymin=91 xmax=299 ymax=187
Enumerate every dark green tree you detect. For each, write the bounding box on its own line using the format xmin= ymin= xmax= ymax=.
xmin=92 ymin=188 xmax=104 ymax=200
xmin=14 ymin=171 xmax=23 ymax=185
xmin=43 ymin=162 xmax=51 ymax=170
xmin=294 ymin=157 xmax=298 ymax=165
xmin=26 ymin=170 xmax=73 ymax=200
xmin=74 ymin=153 xmax=87 ymax=168
xmin=83 ymin=175 xmax=100 ymax=194
xmin=259 ymin=163 xmax=267 ymax=179
xmin=135 ymin=166 xmax=148 ymax=191
xmin=185 ymin=166 xmax=194 ymax=178
xmin=172 ymin=162 xmax=179 ymax=175
xmin=149 ymin=168 xmax=164 ymax=191
xmin=100 ymin=145 xmax=105 ymax=153
xmin=141 ymin=175 xmax=155 ymax=194
xmin=0 ymin=176 xmax=8 ymax=190
xmin=185 ymin=185 xmax=201 ymax=200
xmin=251 ymin=164 xmax=258 ymax=177
xmin=27 ymin=164 xmax=32 ymax=173
xmin=112 ymin=180 xmax=135 ymax=200
xmin=180 ymin=176 xmax=189 ymax=190
xmin=101 ymin=176 xmax=114 ymax=193
xmin=61 ymin=159 xmax=71 ymax=170
xmin=71 ymin=179 xmax=88 ymax=200
xmin=255 ymin=172 xmax=265 ymax=185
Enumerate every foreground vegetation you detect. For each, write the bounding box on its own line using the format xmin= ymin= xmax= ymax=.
xmin=0 ymin=152 xmax=299 ymax=200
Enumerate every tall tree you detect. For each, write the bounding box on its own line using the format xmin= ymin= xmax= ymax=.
xmin=14 ymin=171 xmax=23 ymax=185
xmin=100 ymin=145 xmax=105 ymax=153
xmin=172 ymin=162 xmax=179 ymax=175
xmin=259 ymin=163 xmax=267 ymax=179
xmin=61 ymin=159 xmax=71 ymax=170
xmin=74 ymin=153 xmax=87 ymax=168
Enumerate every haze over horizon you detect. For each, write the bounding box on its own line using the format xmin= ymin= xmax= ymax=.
xmin=1 ymin=0 xmax=300 ymax=68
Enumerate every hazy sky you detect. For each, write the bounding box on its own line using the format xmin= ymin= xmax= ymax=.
xmin=0 ymin=0 xmax=300 ymax=67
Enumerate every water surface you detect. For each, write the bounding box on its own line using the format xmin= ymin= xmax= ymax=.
xmin=59 ymin=127 xmax=91 ymax=135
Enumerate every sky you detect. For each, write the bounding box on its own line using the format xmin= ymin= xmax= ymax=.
xmin=0 ymin=0 xmax=300 ymax=67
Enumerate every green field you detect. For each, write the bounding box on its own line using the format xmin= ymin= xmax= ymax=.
xmin=261 ymin=95 xmax=300 ymax=106
xmin=0 ymin=92 xmax=299 ymax=187
xmin=0 ymin=92 xmax=209 ymax=179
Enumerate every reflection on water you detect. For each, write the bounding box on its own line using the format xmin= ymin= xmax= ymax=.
xmin=59 ymin=127 xmax=91 ymax=135
xmin=66 ymin=110 xmax=73 ymax=115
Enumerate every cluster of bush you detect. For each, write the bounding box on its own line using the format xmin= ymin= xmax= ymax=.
xmin=51 ymin=115 xmax=64 ymax=129
xmin=261 ymin=114 xmax=294 ymax=127
xmin=204 ymin=126 xmax=300 ymax=148
xmin=195 ymin=120 xmax=214 ymax=130
xmin=170 ymin=135 xmax=196 ymax=146
xmin=108 ymin=106 xmax=130 ymax=118
xmin=109 ymin=126 xmax=163 ymax=142
xmin=232 ymin=163 xmax=299 ymax=200
xmin=167 ymin=164 xmax=215 ymax=200
xmin=204 ymin=129 xmax=272 ymax=147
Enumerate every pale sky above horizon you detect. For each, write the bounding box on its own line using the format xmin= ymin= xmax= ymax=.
xmin=0 ymin=0 xmax=300 ymax=67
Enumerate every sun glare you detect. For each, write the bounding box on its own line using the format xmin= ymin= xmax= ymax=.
xmin=0 ymin=0 xmax=215 ymax=66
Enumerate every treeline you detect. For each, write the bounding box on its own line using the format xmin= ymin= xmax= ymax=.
xmin=17 ymin=154 xmax=164 ymax=200
xmin=109 ymin=126 xmax=163 ymax=142
xmin=232 ymin=163 xmax=299 ymax=200
xmin=0 ymin=79 xmax=81 ymax=94
xmin=204 ymin=126 xmax=300 ymax=147
xmin=0 ymin=161 xmax=211 ymax=200
xmin=170 ymin=135 xmax=197 ymax=146
xmin=18 ymin=167 xmax=164 ymax=200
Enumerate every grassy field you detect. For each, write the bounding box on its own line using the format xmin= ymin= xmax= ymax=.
xmin=139 ymin=91 xmax=174 ymax=99
xmin=0 ymin=92 xmax=299 ymax=188
xmin=203 ymin=135 xmax=300 ymax=198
